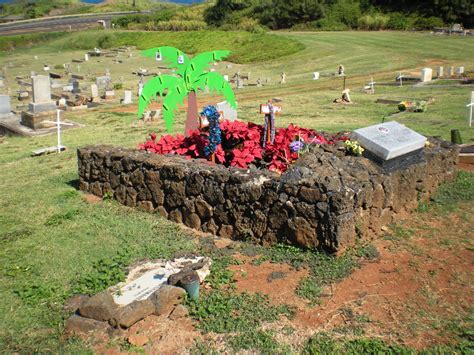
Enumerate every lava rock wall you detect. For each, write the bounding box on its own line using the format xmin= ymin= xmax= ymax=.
xmin=77 ymin=139 xmax=458 ymax=252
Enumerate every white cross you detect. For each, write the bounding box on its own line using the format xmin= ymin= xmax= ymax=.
xmin=43 ymin=110 xmax=73 ymax=153
xmin=467 ymin=102 xmax=473 ymax=128
xmin=368 ymin=77 xmax=376 ymax=94
xmin=397 ymin=72 xmax=404 ymax=87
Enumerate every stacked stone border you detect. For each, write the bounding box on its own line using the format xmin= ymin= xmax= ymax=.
xmin=77 ymin=139 xmax=458 ymax=252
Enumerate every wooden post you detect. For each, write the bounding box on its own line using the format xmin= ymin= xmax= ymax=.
xmin=266 ymin=122 xmax=271 ymax=144
xmin=210 ymin=153 xmax=215 ymax=163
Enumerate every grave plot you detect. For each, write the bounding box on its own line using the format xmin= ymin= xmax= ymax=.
xmin=77 ymin=46 xmax=459 ymax=253
xmin=78 ymin=128 xmax=458 ymax=253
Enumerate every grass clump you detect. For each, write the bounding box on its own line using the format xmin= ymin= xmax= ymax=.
xmin=303 ymin=333 xmax=410 ymax=354
xmin=229 ymin=330 xmax=291 ymax=353
xmin=187 ymin=290 xmax=294 ymax=334
xmin=431 ymin=171 xmax=474 ymax=206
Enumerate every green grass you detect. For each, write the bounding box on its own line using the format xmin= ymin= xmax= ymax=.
xmin=0 ymin=30 xmax=305 ymax=64
xmin=0 ymin=30 xmax=473 ymax=352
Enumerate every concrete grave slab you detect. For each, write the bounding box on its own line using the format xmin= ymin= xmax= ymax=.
xmin=109 ymin=257 xmax=211 ymax=306
xmin=353 ymin=121 xmax=427 ymax=161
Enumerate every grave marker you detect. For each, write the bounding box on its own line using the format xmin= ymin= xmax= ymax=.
xmin=217 ymin=100 xmax=237 ymax=122
xmin=20 ymin=75 xmax=57 ymax=129
xmin=122 ymin=90 xmax=132 ymax=104
xmin=353 ymin=121 xmax=427 ymax=165
xmin=420 ymin=68 xmax=433 ymax=82
xmin=313 ymin=72 xmax=320 ymax=80
xmin=448 ymin=66 xmax=454 ymax=76
xmin=0 ymin=94 xmax=12 ymax=119
xmin=456 ymin=66 xmax=464 ymax=75
xmin=437 ymin=66 xmax=444 ymax=77
xmin=42 ymin=110 xmax=73 ymax=153
xmin=467 ymin=91 xmax=474 ymax=128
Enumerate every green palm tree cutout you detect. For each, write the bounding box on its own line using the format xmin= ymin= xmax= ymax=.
xmin=138 ymin=46 xmax=237 ymax=133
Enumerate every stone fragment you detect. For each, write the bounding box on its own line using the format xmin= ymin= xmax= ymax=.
xmin=298 ymin=186 xmax=321 ymax=203
xmin=110 ymin=300 xmax=155 ymax=329
xmin=128 ymin=334 xmax=149 ymax=347
xmin=78 ymin=292 xmax=118 ymax=321
xmin=219 ymin=224 xmax=234 ymax=239
xmin=184 ymin=212 xmax=201 ymax=229
xmin=149 ymin=285 xmax=186 ymax=316
xmin=65 ymin=314 xmax=110 ymax=335
xmin=63 ymin=294 xmax=89 ymax=314
xmin=195 ymin=199 xmax=213 ymax=219
xmin=169 ymin=305 xmax=189 ymax=320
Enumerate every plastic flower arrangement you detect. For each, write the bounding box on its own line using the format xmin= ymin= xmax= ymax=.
xmin=344 ymin=140 xmax=364 ymax=156
xmin=201 ymin=105 xmax=221 ymax=157
xmin=139 ymin=122 xmax=349 ymax=173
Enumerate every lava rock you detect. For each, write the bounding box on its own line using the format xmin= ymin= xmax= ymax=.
xmin=150 ymin=285 xmax=186 ymax=316
xmin=78 ymin=292 xmax=118 ymax=321
xmin=110 ymin=300 xmax=155 ymax=329
xmin=63 ymin=294 xmax=89 ymax=314
xmin=169 ymin=305 xmax=189 ymax=320
xmin=65 ymin=314 xmax=110 ymax=335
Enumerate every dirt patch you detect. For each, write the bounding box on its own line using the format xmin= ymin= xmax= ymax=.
xmin=228 ymin=261 xmax=309 ymax=308
xmin=93 ymin=315 xmax=200 ymax=354
xmin=458 ymin=162 xmax=474 ymax=173
xmin=82 ymin=193 xmax=102 ymax=204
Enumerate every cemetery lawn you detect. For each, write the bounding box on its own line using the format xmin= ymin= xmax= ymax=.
xmin=0 ymin=30 xmax=474 ymax=352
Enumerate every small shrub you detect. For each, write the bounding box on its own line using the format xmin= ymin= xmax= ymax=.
xmin=387 ymin=12 xmax=410 ymax=30
xmin=113 ymin=82 xmax=123 ymax=90
xmin=230 ymin=330 xmax=290 ymax=353
xmin=155 ymin=20 xmax=208 ymax=31
xmin=296 ymin=277 xmax=323 ymax=304
xmin=413 ymin=16 xmax=444 ymax=30
xmin=358 ymin=13 xmax=389 ymax=30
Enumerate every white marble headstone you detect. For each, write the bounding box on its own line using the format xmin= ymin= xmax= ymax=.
xmin=122 ymin=90 xmax=132 ymax=104
xmin=420 ymin=68 xmax=433 ymax=82
xmin=90 ymin=84 xmax=99 ymax=98
xmin=456 ymin=66 xmax=464 ymax=75
xmin=353 ymin=121 xmax=427 ymax=160
xmin=313 ymin=72 xmax=320 ymax=80
xmin=31 ymin=75 xmax=51 ymax=103
xmin=0 ymin=94 xmax=11 ymax=118
xmin=217 ymin=101 xmax=237 ymax=122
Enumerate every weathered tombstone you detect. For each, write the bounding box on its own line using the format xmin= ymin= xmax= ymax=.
xmin=72 ymin=81 xmax=80 ymax=94
xmin=353 ymin=121 xmax=427 ymax=170
xmin=436 ymin=66 xmax=444 ymax=77
xmin=217 ymin=101 xmax=237 ymax=122
xmin=104 ymin=90 xmax=115 ymax=99
xmin=420 ymin=68 xmax=433 ymax=82
xmin=58 ymin=97 xmax=67 ymax=107
xmin=21 ymin=75 xmax=57 ymax=129
xmin=280 ymin=72 xmax=286 ymax=84
xmin=0 ymin=94 xmax=12 ymax=119
xmin=90 ymin=84 xmax=100 ymax=102
xmin=84 ymin=53 xmax=89 ymax=62
xmin=256 ymin=78 xmax=262 ymax=87
xmin=313 ymin=72 xmax=320 ymax=80
xmin=448 ymin=66 xmax=454 ymax=76
xmin=223 ymin=75 xmax=229 ymax=82
xmin=96 ymin=76 xmax=111 ymax=88
xmin=122 ymin=90 xmax=132 ymax=104
xmin=105 ymin=68 xmax=110 ymax=76
xmin=456 ymin=66 xmax=464 ymax=75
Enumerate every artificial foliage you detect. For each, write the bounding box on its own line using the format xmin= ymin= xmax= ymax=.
xmin=138 ymin=46 xmax=237 ymax=132
xmin=139 ymin=121 xmax=348 ymax=173
xmin=201 ymin=105 xmax=222 ymax=157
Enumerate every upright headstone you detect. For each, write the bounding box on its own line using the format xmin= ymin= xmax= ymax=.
xmin=420 ymin=68 xmax=433 ymax=82
xmin=436 ymin=66 xmax=444 ymax=77
xmin=72 ymin=81 xmax=80 ymax=94
xmin=0 ymin=94 xmax=12 ymax=119
xmin=90 ymin=84 xmax=99 ymax=101
xmin=313 ymin=72 xmax=320 ymax=80
xmin=353 ymin=121 xmax=427 ymax=165
xmin=467 ymin=91 xmax=474 ymax=128
xmin=122 ymin=90 xmax=132 ymax=104
xmin=448 ymin=66 xmax=454 ymax=76
xmin=84 ymin=53 xmax=89 ymax=62
xmin=217 ymin=101 xmax=237 ymax=122
xmin=223 ymin=75 xmax=229 ymax=82
xmin=456 ymin=66 xmax=464 ymax=75
xmin=21 ymin=75 xmax=57 ymax=129
xmin=96 ymin=76 xmax=111 ymax=88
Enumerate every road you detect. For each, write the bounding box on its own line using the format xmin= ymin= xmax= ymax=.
xmin=0 ymin=12 xmax=140 ymax=36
